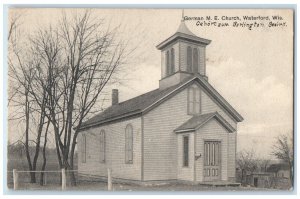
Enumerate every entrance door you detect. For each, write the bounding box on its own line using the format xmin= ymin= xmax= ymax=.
xmin=203 ymin=141 xmax=221 ymax=181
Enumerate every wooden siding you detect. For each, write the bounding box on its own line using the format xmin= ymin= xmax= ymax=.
xmin=200 ymin=84 xmax=237 ymax=129
xmin=78 ymin=117 xmax=142 ymax=180
xmin=143 ymin=82 xmax=237 ymax=181
xmin=78 ymin=81 xmax=238 ymax=182
xmin=195 ymin=118 xmax=229 ymax=182
xmin=227 ymin=131 xmax=237 ymax=181
xmin=179 ymin=41 xmax=206 ymax=75
xmin=177 ymin=133 xmax=195 ymax=181
xmin=161 ymin=42 xmax=180 ymax=79
xmin=143 ymin=87 xmax=192 ymax=181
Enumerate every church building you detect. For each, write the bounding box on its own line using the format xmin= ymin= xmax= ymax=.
xmin=77 ymin=17 xmax=243 ymax=184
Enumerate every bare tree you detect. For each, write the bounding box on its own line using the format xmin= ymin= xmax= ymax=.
xmin=8 ymin=9 xmax=133 ymax=186
xmin=271 ymin=134 xmax=294 ymax=187
xmin=59 ymin=10 xmax=129 ymax=185
xmin=40 ymin=120 xmax=50 ymax=185
xmin=8 ymin=11 xmax=23 ymax=42
xmin=236 ymin=149 xmax=258 ymax=185
xmin=8 ymin=12 xmax=51 ymax=183
xmin=258 ymin=159 xmax=270 ymax=172
xmin=28 ymin=10 xmax=131 ymax=185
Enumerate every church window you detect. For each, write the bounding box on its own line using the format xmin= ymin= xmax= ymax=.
xmin=81 ymin=134 xmax=86 ymax=163
xmin=187 ymin=46 xmax=192 ymax=72
xmin=166 ymin=48 xmax=175 ymax=76
xmin=188 ymin=86 xmax=201 ymax=115
xmin=170 ymin=48 xmax=175 ymax=74
xmin=183 ymin=136 xmax=189 ymax=167
xmin=187 ymin=46 xmax=199 ymax=73
xmin=166 ymin=51 xmax=170 ymax=76
xmin=125 ymin=124 xmax=133 ymax=163
xmin=193 ymin=48 xmax=199 ymax=73
xmin=99 ymin=130 xmax=105 ymax=163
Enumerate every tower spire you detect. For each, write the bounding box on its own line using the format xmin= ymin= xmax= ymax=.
xmin=181 ymin=9 xmax=185 ymax=22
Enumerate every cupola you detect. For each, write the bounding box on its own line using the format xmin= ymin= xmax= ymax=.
xmin=157 ymin=12 xmax=211 ymax=89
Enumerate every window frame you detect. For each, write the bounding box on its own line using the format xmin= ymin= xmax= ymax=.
xmin=125 ymin=124 xmax=133 ymax=164
xmin=192 ymin=48 xmax=199 ymax=73
xmin=166 ymin=50 xmax=170 ymax=76
xmin=187 ymin=46 xmax=192 ymax=72
xmin=183 ymin=135 xmax=189 ymax=167
xmin=99 ymin=130 xmax=105 ymax=163
xmin=170 ymin=48 xmax=175 ymax=74
xmin=81 ymin=134 xmax=86 ymax=163
xmin=187 ymin=86 xmax=201 ymax=115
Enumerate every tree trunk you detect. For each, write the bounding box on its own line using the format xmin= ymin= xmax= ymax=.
xmin=30 ymin=171 xmax=36 ymax=183
xmin=24 ymin=91 xmax=36 ymax=183
xmin=69 ymin=131 xmax=79 ymax=186
xmin=40 ymin=121 xmax=50 ymax=186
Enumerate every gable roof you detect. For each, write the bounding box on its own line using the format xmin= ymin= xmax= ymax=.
xmin=174 ymin=112 xmax=236 ymax=133
xmin=79 ymin=75 xmax=243 ymax=131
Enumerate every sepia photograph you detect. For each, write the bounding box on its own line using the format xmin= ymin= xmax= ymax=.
xmin=5 ymin=7 xmax=294 ymax=193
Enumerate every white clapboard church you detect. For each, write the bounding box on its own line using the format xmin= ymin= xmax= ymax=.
xmin=77 ymin=17 xmax=243 ymax=184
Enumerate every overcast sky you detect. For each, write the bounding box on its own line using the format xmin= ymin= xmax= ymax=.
xmin=8 ymin=8 xmax=293 ymax=159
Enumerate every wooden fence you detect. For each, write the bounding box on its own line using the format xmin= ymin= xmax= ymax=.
xmin=11 ymin=168 xmax=113 ymax=190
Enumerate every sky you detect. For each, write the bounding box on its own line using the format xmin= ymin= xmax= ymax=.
xmin=7 ymin=8 xmax=294 ymax=159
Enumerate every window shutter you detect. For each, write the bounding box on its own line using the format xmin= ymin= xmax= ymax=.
xmin=171 ymin=48 xmax=175 ymax=74
xmin=187 ymin=46 xmax=192 ymax=72
xmin=166 ymin=51 xmax=170 ymax=76
xmin=193 ymin=48 xmax=199 ymax=73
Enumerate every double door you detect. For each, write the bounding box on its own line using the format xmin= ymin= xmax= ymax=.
xmin=203 ymin=141 xmax=221 ymax=181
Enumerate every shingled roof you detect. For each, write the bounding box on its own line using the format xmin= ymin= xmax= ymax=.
xmin=156 ymin=21 xmax=211 ymax=50
xmin=79 ymin=75 xmax=243 ymax=131
xmin=79 ymin=76 xmax=194 ymax=130
xmin=174 ymin=112 xmax=235 ymax=133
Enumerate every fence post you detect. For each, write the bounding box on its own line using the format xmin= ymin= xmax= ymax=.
xmin=44 ymin=173 xmax=47 ymax=185
xmin=13 ymin=169 xmax=18 ymax=190
xmin=61 ymin=169 xmax=66 ymax=190
xmin=107 ymin=168 xmax=112 ymax=191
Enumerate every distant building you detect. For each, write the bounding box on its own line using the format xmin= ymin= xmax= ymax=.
xmin=245 ymin=163 xmax=291 ymax=189
xmin=267 ymin=163 xmax=290 ymax=179
xmin=246 ymin=172 xmax=273 ymax=188
xmin=77 ymin=17 xmax=243 ymax=184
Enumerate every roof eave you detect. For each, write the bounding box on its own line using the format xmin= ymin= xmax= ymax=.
xmin=156 ymin=33 xmax=211 ymax=50
xmin=78 ymin=110 xmax=142 ymax=131
xmin=191 ymin=112 xmax=236 ymax=133
xmin=142 ymin=76 xmax=243 ymax=123
xmin=193 ymin=76 xmax=244 ymax=122
xmin=174 ymin=128 xmax=195 ymax=133
xmin=174 ymin=112 xmax=236 ymax=134
xmin=79 ymin=75 xmax=243 ymax=131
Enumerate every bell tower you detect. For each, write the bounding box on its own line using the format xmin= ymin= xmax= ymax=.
xmin=156 ymin=12 xmax=211 ymax=89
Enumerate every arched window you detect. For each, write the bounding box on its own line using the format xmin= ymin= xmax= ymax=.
xmin=166 ymin=51 xmax=170 ymax=76
xmin=125 ymin=124 xmax=133 ymax=163
xmin=187 ymin=46 xmax=192 ymax=72
xmin=193 ymin=48 xmax=199 ymax=73
xmin=170 ymin=48 xmax=175 ymax=74
xmin=81 ymin=134 xmax=86 ymax=163
xmin=99 ymin=130 xmax=105 ymax=163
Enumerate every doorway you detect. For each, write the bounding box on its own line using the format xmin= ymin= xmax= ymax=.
xmin=203 ymin=141 xmax=221 ymax=181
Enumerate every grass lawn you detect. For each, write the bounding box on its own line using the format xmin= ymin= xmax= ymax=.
xmin=7 ymin=181 xmax=283 ymax=192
